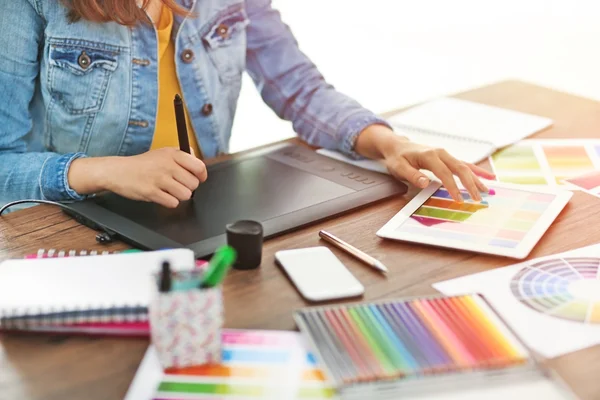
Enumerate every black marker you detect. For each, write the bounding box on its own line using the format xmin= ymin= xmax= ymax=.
xmin=159 ymin=261 xmax=172 ymax=292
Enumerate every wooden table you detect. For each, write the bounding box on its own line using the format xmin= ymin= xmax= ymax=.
xmin=1 ymin=80 xmax=600 ymax=400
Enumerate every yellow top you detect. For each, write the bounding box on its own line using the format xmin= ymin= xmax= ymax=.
xmin=151 ymin=6 xmax=201 ymax=157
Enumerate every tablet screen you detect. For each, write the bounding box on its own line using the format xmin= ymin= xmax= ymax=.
xmin=394 ymin=186 xmax=558 ymax=250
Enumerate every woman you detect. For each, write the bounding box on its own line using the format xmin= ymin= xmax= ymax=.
xmin=0 ymin=0 xmax=493 ymax=209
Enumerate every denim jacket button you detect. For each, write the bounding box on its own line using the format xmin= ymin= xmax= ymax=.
xmin=181 ymin=49 xmax=195 ymax=63
xmin=201 ymin=103 xmax=213 ymax=116
xmin=78 ymin=51 xmax=91 ymax=69
xmin=216 ymin=24 xmax=229 ymax=39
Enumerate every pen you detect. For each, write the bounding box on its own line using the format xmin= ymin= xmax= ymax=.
xmin=319 ymin=230 xmax=388 ymax=274
xmin=200 ymin=245 xmax=237 ymax=288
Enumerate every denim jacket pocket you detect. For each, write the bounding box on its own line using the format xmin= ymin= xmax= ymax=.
xmin=202 ymin=5 xmax=249 ymax=83
xmin=47 ymin=40 xmax=119 ymax=115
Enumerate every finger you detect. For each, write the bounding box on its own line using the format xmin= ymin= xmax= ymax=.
xmin=160 ymin=178 xmax=193 ymax=202
xmin=174 ymin=151 xmax=208 ymax=182
xmin=439 ymin=153 xmax=481 ymax=201
xmin=172 ymin=167 xmax=200 ymax=191
xmin=386 ymin=158 xmax=430 ymax=188
xmin=148 ymin=190 xmax=179 ymax=209
xmin=473 ymin=173 xmax=489 ymax=193
xmin=424 ymin=156 xmax=463 ymax=202
xmin=467 ymin=163 xmax=495 ymax=179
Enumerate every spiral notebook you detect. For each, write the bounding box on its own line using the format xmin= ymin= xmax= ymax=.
xmin=0 ymin=249 xmax=196 ymax=334
xmin=318 ymin=97 xmax=553 ymax=173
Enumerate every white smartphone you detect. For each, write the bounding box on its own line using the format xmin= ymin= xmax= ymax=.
xmin=275 ymin=247 xmax=364 ymax=302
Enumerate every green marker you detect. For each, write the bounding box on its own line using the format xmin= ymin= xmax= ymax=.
xmin=200 ymin=246 xmax=237 ymax=288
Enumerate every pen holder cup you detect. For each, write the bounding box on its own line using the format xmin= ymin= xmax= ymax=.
xmin=149 ymin=286 xmax=223 ymax=369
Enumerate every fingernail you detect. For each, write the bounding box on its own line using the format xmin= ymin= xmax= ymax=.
xmin=417 ymin=177 xmax=429 ymax=188
xmin=456 ymin=194 xmax=464 ymax=203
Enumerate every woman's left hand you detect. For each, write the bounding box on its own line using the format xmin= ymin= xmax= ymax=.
xmin=354 ymin=124 xmax=496 ymax=203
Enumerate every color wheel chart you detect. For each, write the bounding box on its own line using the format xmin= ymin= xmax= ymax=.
xmin=510 ymin=257 xmax=600 ymax=324
xmin=396 ymin=186 xmax=556 ymax=249
xmin=490 ymin=139 xmax=600 ymax=187
xmin=153 ymin=330 xmax=334 ymax=399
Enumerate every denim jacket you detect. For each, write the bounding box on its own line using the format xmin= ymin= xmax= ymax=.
xmin=0 ymin=0 xmax=388 ymax=205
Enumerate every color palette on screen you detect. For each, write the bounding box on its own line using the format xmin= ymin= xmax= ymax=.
xmin=154 ymin=330 xmax=334 ymax=399
xmin=395 ymin=187 xmax=555 ymax=249
xmin=490 ymin=140 xmax=600 ymax=187
xmin=295 ymin=295 xmax=528 ymax=386
xmin=510 ymin=257 xmax=600 ymax=324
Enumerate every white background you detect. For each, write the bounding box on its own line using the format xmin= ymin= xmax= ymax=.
xmin=230 ymin=0 xmax=600 ymax=152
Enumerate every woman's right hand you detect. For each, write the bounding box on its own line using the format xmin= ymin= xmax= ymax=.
xmin=68 ymin=148 xmax=208 ymax=208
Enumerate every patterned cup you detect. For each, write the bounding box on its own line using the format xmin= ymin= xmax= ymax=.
xmin=149 ymin=286 xmax=223 ymax=369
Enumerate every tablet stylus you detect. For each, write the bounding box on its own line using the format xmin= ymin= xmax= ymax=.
xmin=174 ymin=94 xmax=196 ymax=199
xmin=319 ymin=230 xmax=388 ymax=274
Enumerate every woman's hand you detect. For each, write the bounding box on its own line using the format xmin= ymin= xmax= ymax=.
xmin=68 ymin=148 xmax=207 ymax=208
xmin=354 ymin=124 xmax=495 ymax=202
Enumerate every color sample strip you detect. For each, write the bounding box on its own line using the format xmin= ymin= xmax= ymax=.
xmin=296 ymin=295 xmax=528 ymax=386
xmin=397 ymin=185 xmax=552 ymax=250
xmin=491 ymin=140 xmax=600 ymax=187
xmin=155 ymin=330 xmax=334 ymax=399
xmin=566 ymin=170 xmax=600 ymax=191
xmin=543 ymin=145 xmax=594 ymax=170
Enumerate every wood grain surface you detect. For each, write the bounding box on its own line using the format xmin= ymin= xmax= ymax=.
xmin=1 ymin=80 xmax=599 ymax=400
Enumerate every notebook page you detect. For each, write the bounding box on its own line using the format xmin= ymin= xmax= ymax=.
xmin=388 ymin=97 xmax=552 ymax=148
xmin=0 ymin=249 xmax=195 ymax=315
xmin=397 ymin=126 xmax=495 ymax=164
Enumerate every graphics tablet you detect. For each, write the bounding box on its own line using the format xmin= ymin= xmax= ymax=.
xmin=66 ymin=143 xmax=406 ymax=258
xmin=377 ymin=181 xmax=572 ymax=259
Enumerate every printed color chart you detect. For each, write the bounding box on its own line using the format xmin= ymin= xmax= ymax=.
xmin=396 ymin=187 xmax=556 ymax=249
xmin=295 ymin=295 xmax=529 ymax=386
xmin=565 ymin=170 xmax=600 ymax=198
xmin=154 ymin=330 xmax=334 ymax=399
xmin=490 ymin=139 xmax=600 ymax=187
xmin=511 ymin=257 xmax=600 ymax=324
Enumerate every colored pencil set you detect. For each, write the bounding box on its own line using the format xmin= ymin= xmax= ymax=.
xmin=295 ymin=294 xmax=530 ymax=392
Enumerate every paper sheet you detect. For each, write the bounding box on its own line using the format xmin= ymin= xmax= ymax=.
xmin=433 ymin=244 xmax=600 ymax=359
xmin=124 ymin=330 xmax=334 ymax=400
xmin=490 ymin=139 xmax=600 ymax=188
xmin=565 ymin=170 xmax=600 ymax=198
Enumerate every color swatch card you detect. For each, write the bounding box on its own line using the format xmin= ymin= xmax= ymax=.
xmin=124 ymin=330 xmax=335 ymax=400
xmin=434 ymin=244 xmax=600 ymax=358
xmin=294 ymin=295 xmax=576 ymax=400
xmin=377 ymin=181 xmax=572 ymax=259
xmin=490 ymin=139 xmax=600 ymax=188
xmin=564 ymin=170 xmax=600 ymax=198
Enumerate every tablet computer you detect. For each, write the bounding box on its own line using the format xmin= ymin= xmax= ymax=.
xmin=376 ymin=181 xmax=572 ymax=259
xmin=66 ymin=143 xmax=406 ymax=258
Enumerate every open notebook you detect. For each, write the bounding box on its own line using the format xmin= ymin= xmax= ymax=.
xmin=0 ymin=249 xmax=196 ymax=335
xmin=318 ymin=97 xmax=553 ymax=174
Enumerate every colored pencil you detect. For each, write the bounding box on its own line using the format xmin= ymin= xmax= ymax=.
xmin=295 ymin=294 xmax=528 ymax=387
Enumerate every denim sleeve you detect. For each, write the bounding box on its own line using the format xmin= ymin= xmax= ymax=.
xmin=0 ymin=0 xmax=87 ymax=204
xmin=244 ymin=0 xmax=391 ymax=159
